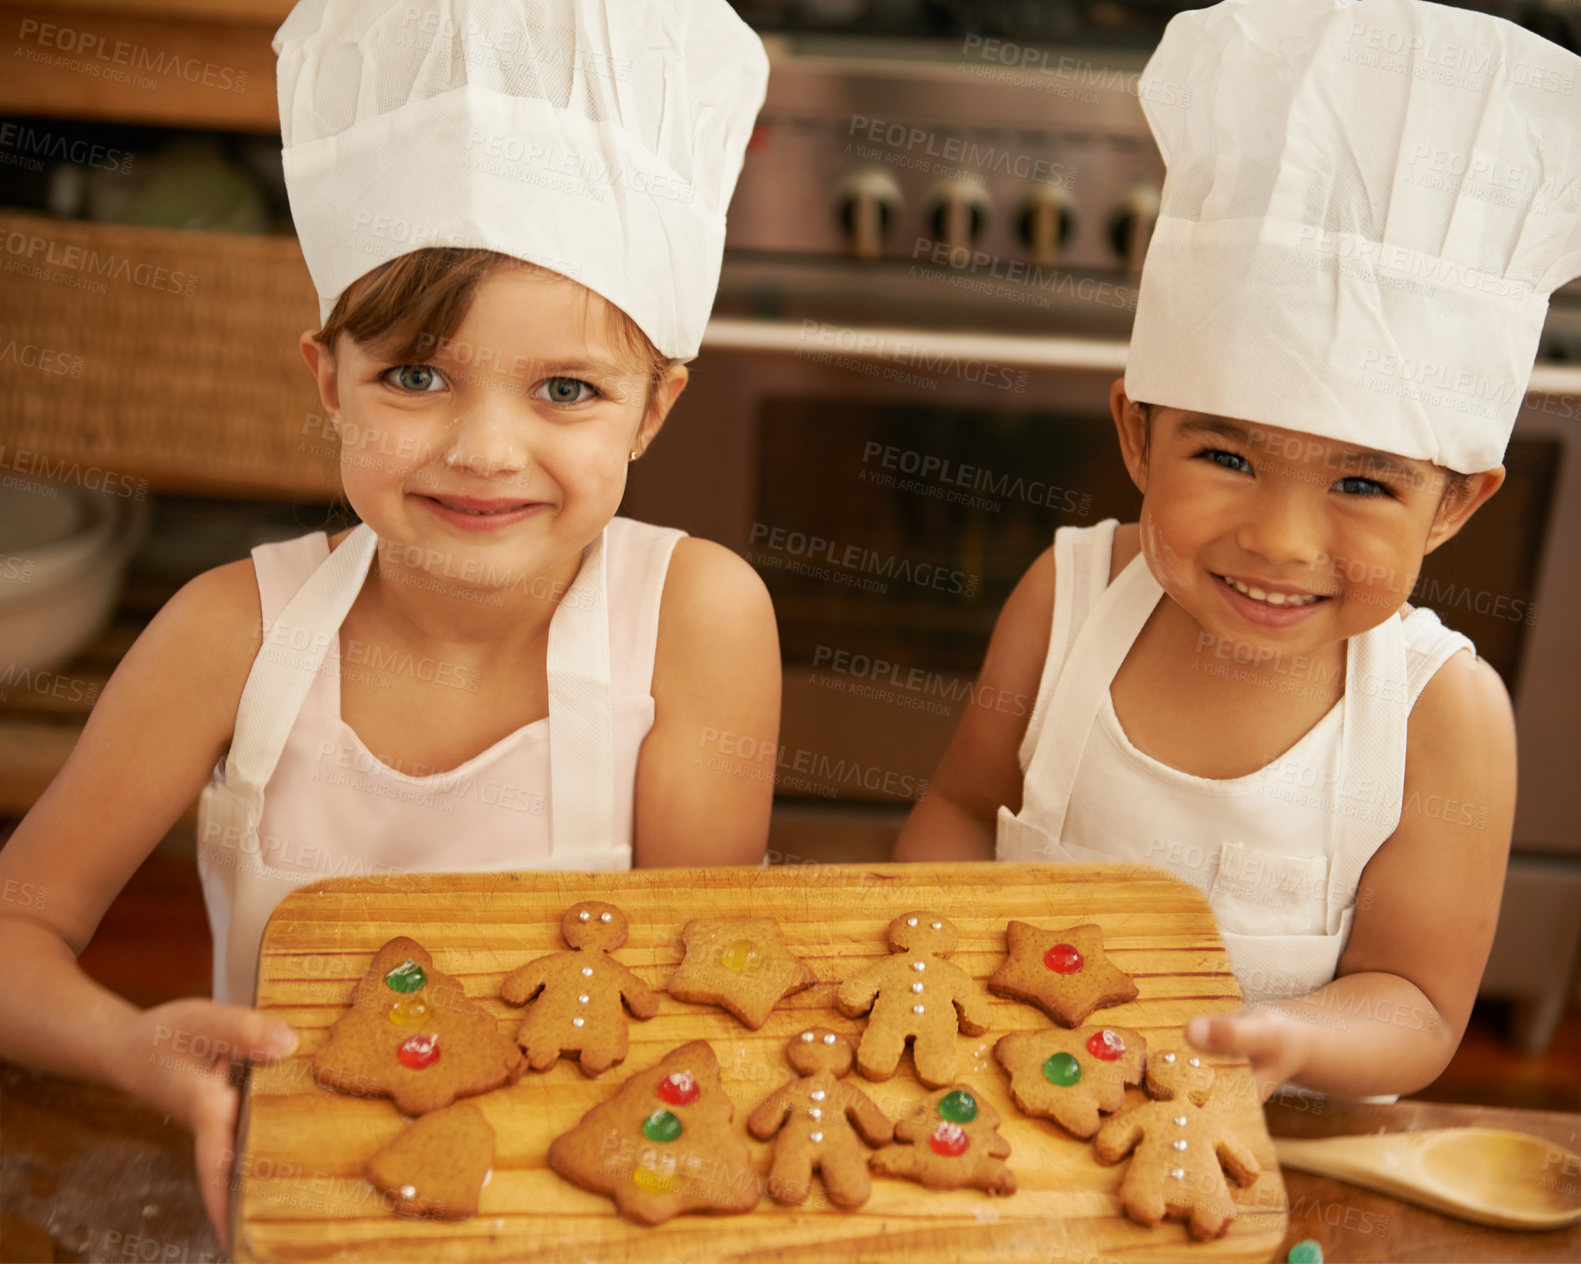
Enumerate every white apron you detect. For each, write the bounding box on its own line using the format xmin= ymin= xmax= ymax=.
xmin=997 ymin=519 xmax=1459 ymax=1005
xmin=196 ymin=522 xmax=626 ymax=1005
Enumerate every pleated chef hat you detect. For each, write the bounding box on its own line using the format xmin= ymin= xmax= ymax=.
xmin=1125 ymin=0 xmax=1581 ymax=473
xmin=273 ymin=0 xmax=769 ymax=361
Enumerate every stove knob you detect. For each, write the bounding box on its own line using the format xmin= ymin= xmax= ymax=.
xmin=1016 ymin=181 xmax=1075 ymax=267
xmin=1107 ymin=185 xmax=1161 ymax=273
xmin=835 ymin=169 xmax=904 ymax=261
xmin=924 ymin=179 xmax=992 ymax=256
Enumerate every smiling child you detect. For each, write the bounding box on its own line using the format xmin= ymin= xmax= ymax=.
xmin=895 ymin=0 xmax=1581 ymax=1101
xmin=0 ymin=0 xmax=771 ymax=1236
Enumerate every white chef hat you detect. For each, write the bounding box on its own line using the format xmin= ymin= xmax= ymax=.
xmin=1125 ymin=0 xmax=1581 ymax=473
xmin=273 ymin=0 xmax=769 ymax=361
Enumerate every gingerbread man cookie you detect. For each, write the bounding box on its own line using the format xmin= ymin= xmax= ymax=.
xmin=366 ymin=1100 xmax=494 ymax=1220
xmin=834 ymin=912 xmax=992 ymax=1087
xmin=500 ymin=901 xmax=659 ymax=1076
xmin=869 ymin=1085 xmax=1016 ymax=1195
xmin=1093 ymin=1048 xmax=1261 ymax=1240
xmin=1143 ymin=1046 xmax=1216 ymax=1104
xmin=986 ymin=921 xmax=1138 ymax=1027
xmin=666 ymin=917 xmax=818 ymax=1029
xmin=747 ymin=1026 xmax=894 ymax=1208
xmin=314 ymin=937 xmax=525 ymax=1115
xmin=548 ymin=1040 xmax=759 ymax=1224
xmin=994 ymin=1024 xmax=1146 ymax=1139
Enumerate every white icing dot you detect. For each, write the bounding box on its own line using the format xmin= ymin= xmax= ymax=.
xmin=1187 ymin=1057 xmax=1200 ymax=1067
xmin=912 ymin=1004 xmax=925 ymax=1015
xmin=1173 ymin=1139 xmax=1188 ymax=1151
xmin=578 ymin=910 xmax=590 ymax=922
xmin=822 ymin=1033 xmax=837 ymax=1045
xmin=801 ymin=1031 xmax=816 ymax=1042
xmin=1162 ymin=1052 xmax=1176 ymax=1063
xmin=810 ymin=1089 xmax=826 ymax=1102
xmin=809 ymin=1131 xmax=824 ymax=1144
xmin=599 ymin=912 xmax=612 ymax=923
xmin=911 ymin=982 xmax=924 ymax=993
xmin=481 ymin=1169 xmax=492 ymax=1188
xmin=1174 ymin=1116 xmax=1188 ymax=1126
xmin=930 ymin=921 xmax=942 ymax=930
xmin=581 ymin=967 xmax=593 ymax=977
xmin=578 ymin=994 xmax=590 ymax=1004
xmin=912 ymin=961 xmax=926 ymax=972
xmin=1169 ymin=1168 xmax=1184 ymax=1180
xmin=572 ymin=1017 xmax=585 ymax=1028
xmin=906 ymin=917 xmax=918 ymax=927
xmin=808 ymin=1107 xmax=822 ymax=1120
xmin=400 ymin=1185 xmax=416 ymax=1199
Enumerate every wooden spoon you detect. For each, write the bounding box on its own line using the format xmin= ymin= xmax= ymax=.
xmin=1273 ymin=1128 xmax=1581 ymax=1231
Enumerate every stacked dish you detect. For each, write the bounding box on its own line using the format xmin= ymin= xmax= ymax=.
xmin=0 ymin=479 xmax=149 ymax=676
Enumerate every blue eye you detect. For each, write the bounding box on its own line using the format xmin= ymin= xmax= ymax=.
xmin=384 ymin=364 xmax=445 ymax=392
xmin=539 ymin=376 xmax=599 ymax=405
xmin=1197 ymin=447 xmax=1251 ymax=474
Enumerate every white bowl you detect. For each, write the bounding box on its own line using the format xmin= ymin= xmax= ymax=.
xmin=0 ymin=480 xmax=122 ymax=597
xmin=0 ymin=484 xmax=148 ymax=676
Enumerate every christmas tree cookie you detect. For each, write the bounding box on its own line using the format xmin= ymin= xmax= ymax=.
xmin=365 ymin=1100 xmax=494 ymax=1219
xmin=747 ymin=1026 xmax=894 ymax=1208
xmin=666 ymin=917 xmax=818 ymax=1029
xmin=500 ymin=901 xmax=660 ymax=1076
xmin=1094 ymin=1047 xmax=1261 ymax=1240
xmin=869 ymin=1084 xmax=1016 ymax=1195
xmin=994 ymin=1024 xmax=1147 ymax=1139
xmin=313 ymin=937 xmax=525 ymax=1115
xmin=834 ymin=912 xmax=992 ymax=1087
xmin=548 ymin=1040 xmax=759 ymax=1224
xmin=987 ymin=921 xmax=1138 ymax=1026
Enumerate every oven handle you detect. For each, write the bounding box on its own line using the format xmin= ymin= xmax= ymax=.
xmin=700 ymin=316 xmax=1581 ymax=398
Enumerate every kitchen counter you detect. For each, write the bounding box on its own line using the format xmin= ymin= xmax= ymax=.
xmin=4 ymin=1058 xmax=1576 ymax=1263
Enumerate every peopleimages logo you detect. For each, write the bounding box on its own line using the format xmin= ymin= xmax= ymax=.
xmin=15 ymin=18 xmax=251 ymax=92
xmin=748 ymin=523 xmax=979 ymax=598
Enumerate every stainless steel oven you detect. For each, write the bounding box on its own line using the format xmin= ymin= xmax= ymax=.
xmin=623 ymin=22 xmax=1581 ymax=1049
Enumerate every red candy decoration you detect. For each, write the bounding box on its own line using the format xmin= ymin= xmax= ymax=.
xmin=929 ymin=1122 xmax=970 ymax=1157
xmin=1044 ymin=942 xmax=1083 ymax=974
xmin=398 ymin=1033 xmax=440 ymax=1070
xmin=657 ymin=1071 xmax=699 ymax=1106
xmin=1087 ymin=1029 xmax=1126 ymax=1061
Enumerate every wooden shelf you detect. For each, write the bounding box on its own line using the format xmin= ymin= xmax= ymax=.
xmin=0 ymin=1 xmax=286 ymax=131
xmin=0 ymin=572 xmax=197 ymax=823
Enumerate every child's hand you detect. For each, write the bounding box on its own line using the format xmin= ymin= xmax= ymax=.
xmin=1185 ymin=1008 xmax=1312 ymax=1101
xmin=118 ymin=999 xmax=299 ymax=1243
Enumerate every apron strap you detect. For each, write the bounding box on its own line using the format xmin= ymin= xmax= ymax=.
xmin=546 ymin=527 xmax=616 ymax=861
xmin=222 ymin=523 xmax=379 ymax=816
xmin=1019 ymin=544 xmax=1164 ymax=844
xmin=1326 ymin=612 xmax=1409 ymax=917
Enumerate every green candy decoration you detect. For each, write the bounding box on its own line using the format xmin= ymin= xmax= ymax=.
xmin=1286 ymin=1242 xmax=1323 ymax=1264
xmin=384 ymin=960 xmax=426 ymax=993
xmin=1043 ymin=1051 xmax=1082 ymax=1087
xmin=936 ymin=1090 xmax=978 ymax=1123
xmin=642 ymin=1109 xmax=682 ymax=1143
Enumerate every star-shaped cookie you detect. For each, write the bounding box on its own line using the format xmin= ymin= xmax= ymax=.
xmin=666 ymin=918 xmax=818 ymax=1029
xmin=994 ymin=1024 xmax=1146 ymax=1138
xmin=986 ymin=921 xmax=1138 ymax=1026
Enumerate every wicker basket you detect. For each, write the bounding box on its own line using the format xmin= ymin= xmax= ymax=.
xmin=0 ymin=211 xmax=341 ymax=499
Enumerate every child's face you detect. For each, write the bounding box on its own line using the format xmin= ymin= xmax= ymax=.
xmin=1110 ymin=384 xmax=1503 ymax=653
xmin=304 ymin=268 xmax=685 ymax=592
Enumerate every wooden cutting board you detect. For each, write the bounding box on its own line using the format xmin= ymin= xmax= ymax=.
xmin=235 ymin=862 xmax=1290 ymax=1263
